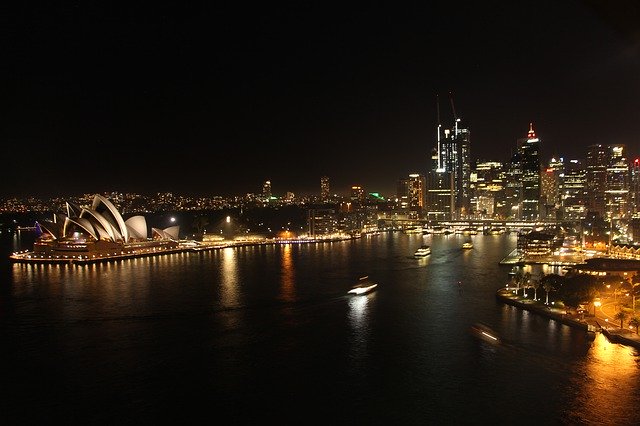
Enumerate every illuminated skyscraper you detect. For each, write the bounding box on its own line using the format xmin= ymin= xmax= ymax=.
xmin=631 ymin=159 xmax=640 ymax=215
xmin=350 ymin=185 xmax=365 ymax=206
xmin=427 ymin=94 xmax=471 ymax=219
xmin=262 ymin=180 xmax=272 ymax=201
xmin=407 ymin=173 xmax=425 ymax=211
xmin=320 ymin=176 xmax=330 ymax=202
xmin=586 ymin=144 xmax=607 ymax=217
xmin=517 ymin=123 xmax=541 ymax=221
xmin=472 ymin=161 xmax=505 ymax=218
xmin=560 ymin=159 xmax=587 ymax=220
xmin=604 ymin=144 xmax=629 ymax=220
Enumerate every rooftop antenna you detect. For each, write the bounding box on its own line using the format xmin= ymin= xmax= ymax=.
xmin=436 ymin=94 xmax=442 ymax=170
xmin=449 ymin=91 xmax=459 ymax=134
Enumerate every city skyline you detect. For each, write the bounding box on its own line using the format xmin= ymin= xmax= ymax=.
xmin=2 ymin=1 xmax=640 ymax=198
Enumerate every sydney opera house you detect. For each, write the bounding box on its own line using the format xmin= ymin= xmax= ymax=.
xmin=12 ymin=194 xmax=182 ymax=263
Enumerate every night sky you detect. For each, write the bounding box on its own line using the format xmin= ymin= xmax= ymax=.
xmin=2 ymin=1 xmax=640 ymax=199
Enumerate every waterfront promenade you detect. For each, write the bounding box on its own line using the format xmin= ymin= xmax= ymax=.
xmin=8 ymin=234 xmax=361 ymax=265
xmin=496 ymin=287 xmax=640 ymax=349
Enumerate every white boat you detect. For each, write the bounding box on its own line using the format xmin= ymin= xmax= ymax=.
xmin=348 ymin=276 xmax=378 ymax=295
xmin=462 ymin=242 xmax=473 ymax=249
xmin=414 ymin=245 xmax=431 ymax=257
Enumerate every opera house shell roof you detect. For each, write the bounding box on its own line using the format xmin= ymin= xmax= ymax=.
xmin=37 ymin=194 xmax=179 ymax=244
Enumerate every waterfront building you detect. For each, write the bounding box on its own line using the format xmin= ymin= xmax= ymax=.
xmin=517 ymin=229 xmax=563 ymax=257
xmin=307 ymin=208 xmax=338 ymax=236
xmin=19 ymin=194 xmax=180 ymax=262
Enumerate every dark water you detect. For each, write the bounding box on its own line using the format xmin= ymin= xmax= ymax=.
xmin=2 ymin=230 xmax=640 ymax=425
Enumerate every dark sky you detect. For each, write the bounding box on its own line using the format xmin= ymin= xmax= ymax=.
xmin=2 ymin=1 xmax=640 ymax=198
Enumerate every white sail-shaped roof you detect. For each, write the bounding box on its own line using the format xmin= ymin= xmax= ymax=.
xmin=64 ymin=217 xmax=98 ymax=240
xmin=125 ymin=215 xmax=147 ymax=240
xmin=163 ymin=225 xmax=180 ymax=240
xmin=92 ymin=194 xmax=129 ymax=242
xmin=80 ymin=208 xmax=119 ymax=242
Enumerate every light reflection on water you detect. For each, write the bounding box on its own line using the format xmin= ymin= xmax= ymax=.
xmin=3 ymin=231 xmax=640 ymax=424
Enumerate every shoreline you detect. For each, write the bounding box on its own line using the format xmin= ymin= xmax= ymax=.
xmin=496 ymin=287 xmax=640 ymax=349
xmin=8 ymin=235 xmax=362 ymax=265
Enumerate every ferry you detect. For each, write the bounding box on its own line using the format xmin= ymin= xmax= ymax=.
xmin=470 ymin=322 xmax=501 ymax=345
xmin=347 ymin=276 xmax=378 ymax=295
xmin=462 ymin=242 xmax=473 ymax=249
xmin=414 ymin=245 xmax=431 ymax=257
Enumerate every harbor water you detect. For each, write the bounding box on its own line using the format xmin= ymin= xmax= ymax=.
xmin=2 ymin=230 xmax=640 ymax=424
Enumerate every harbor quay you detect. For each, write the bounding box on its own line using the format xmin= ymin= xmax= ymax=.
xmin=496 ymin=287 xmax=640 ymax=350
xmin=8 ymin=234 xmax=360 ymax=265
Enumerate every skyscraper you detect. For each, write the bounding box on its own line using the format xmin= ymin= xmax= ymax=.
xmin=426 ymin=94 xmax=471 ymax=219
xmin=517 ymin=123 xmax=541 ymax=221
xmin=586 ymin=144 xmax=608 ymax=217
xmin=262 ymin=180 xmax=272 ymax=201
xmin=605 ymin=144 xmax=629 ymax=220
xmin=560 ymin=159 xmax=587 ymax=220
xmin=320 ymin=176 xmax=330 ymax=202
xmin=407 ymin=173 xmax=425 ymax=212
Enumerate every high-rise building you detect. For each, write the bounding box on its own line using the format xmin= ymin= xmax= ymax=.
xmin=631 ymin=159 xmax=640 ymax=215
xmin=350 ymin=185 xmax=365 ymax=206
xmin=262 ymin=180 xmax=272 ymax=201
xmin=426 ymin=94 xmax=471 ymax=219
xmin=541 ymin=156 xmax=564 ymax=220
xmin=426 ymin=170 xmax=454 ymax=221
xmin=586 ymin=144 xmax=607 ymax=217
xmin=471 ymin=161 xmax=505 ymax=218
xmin=560 ymin=159 xmax=587 ymax=220
xmin=407 ymin=173 xmax=425 ymax=212
xmin=517 ymin=123 xmax=542 ymax=221
xmin=605 ymin=144 xmax=629 ymax=220
xmin=320 ymin=176 xmax=330 ymax=202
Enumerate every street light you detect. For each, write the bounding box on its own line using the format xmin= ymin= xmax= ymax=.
xmin=593 ymin=300 xmax=601 ymax=317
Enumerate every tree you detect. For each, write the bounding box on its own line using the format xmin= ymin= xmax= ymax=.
xmin=513 ymin=270 xmax=523 ymax=293
xmin=531 ymin=279 xmax=540 ymax=301
xmin=555 ymin=273 xmax=597 ymax=309
xmin=614 ymin=310 xmax=629 ymax=329
xmin=629 ymin=317 xmax=640 ymax=334
xmin=541 ymin=274 xmax=563 ymax=305
xmin=192 ymin=215 xmax=210 ymax=239
xmin=522 ymin=272 xmax=531 ymax=297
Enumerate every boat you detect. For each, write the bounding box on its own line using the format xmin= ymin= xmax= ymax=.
xmin=462 ymin=242 xmax=473 ymax=249
xmin=470 ymin=322 xmax=501 ymax=345
xmin=403 ymin=226 xmax=423 ymax=234
xmin=414 ymin=245 xmax=431 ymax=257
xmin=347 ymin=276 xmax=378 ymax=295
